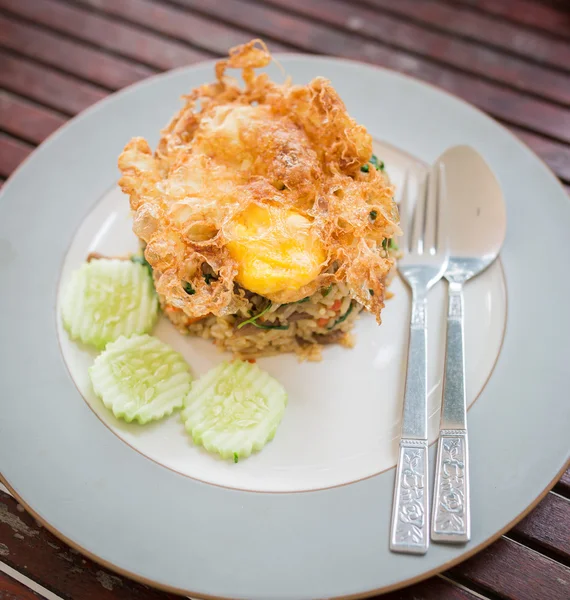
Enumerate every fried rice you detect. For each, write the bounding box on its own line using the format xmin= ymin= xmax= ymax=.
xmin=158 ymin=261 xmax=397 ymax=361
xmin=162 ymin=283 xmax=358 ymax=361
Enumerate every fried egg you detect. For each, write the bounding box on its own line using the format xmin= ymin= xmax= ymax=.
xmin=226 ymin=204 xmax=326 ymax=296
xmin=118 ymin=39 xmax=400 ymax=321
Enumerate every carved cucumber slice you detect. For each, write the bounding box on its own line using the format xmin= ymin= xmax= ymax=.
xmin=181 ymin=361 xmax=287 ymax=460
xmin=62 ymin=258 xmax=158 ymax=349
xmin=89 ymin=334 xmax=192 ymax=424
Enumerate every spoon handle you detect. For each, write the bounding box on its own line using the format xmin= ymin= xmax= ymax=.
xmin=432 ymin=281 xmax=471 ymax=543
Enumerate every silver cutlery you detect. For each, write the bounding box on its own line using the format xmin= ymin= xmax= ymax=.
xmin=431 ymin=146 xmax=506 ymax=543
xmin=390 ymin=165 xmax=449 ymax=554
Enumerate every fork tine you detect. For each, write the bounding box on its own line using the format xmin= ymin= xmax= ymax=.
xmin=424 ymin=164 xmax=439 ymax=254
xmin=411 ymin=172 xmax=427 ymax=255
xmin=436 ymin=162 xmax=447 ymax=254
xmin=398 ymin=169 xmax=411 ymax=253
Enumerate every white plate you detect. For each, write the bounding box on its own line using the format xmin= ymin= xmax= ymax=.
xmin=57 ymin=147 xmax=506 ymax=493
xmin=1 ymin=55 xmax=569 ymax=599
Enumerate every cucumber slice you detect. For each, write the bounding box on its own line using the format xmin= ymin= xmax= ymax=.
xmin=61 ymin=258 xmax=158 ymax=349
xmin=181 ymin=361 xmax=287 ymax=460
xmin=89 ymin=334 xmax=192 ymax=424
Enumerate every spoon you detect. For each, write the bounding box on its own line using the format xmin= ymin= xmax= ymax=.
xmin=431 ymin=145 xmax=506 ymax=544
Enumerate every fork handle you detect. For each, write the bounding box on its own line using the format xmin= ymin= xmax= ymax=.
xmin=390 ymin=292 xmax=429 ymax=554
xmin=390 ymin=439 xmax=429 ymax=554
xmin=432 ymin=282 xmax=470 ymax=543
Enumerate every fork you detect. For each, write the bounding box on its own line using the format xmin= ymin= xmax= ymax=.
xmin=389 ymin=165 xmax=448 ymax=555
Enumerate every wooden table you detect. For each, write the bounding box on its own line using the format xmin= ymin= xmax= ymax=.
xmin=1 ymin=0 xmax=569 ymax=598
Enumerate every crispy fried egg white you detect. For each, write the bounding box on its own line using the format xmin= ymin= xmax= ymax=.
xmin=118 ymin=40 xmax=400 ymax=322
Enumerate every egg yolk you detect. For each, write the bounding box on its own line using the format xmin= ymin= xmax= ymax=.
xmin=226 ymin=204 xmax=325 ymax=296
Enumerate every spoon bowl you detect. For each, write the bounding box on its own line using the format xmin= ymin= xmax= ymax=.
xmin=437 ymin=145 xmax=506 ymax=282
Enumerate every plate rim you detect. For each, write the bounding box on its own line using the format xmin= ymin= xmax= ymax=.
xmin=2 ymin=462 xmax=568 ymax=599
xmin=1 ymin=52 xmax=569 ymax=599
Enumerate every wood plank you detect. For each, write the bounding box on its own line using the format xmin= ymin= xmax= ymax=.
xmin=0 ymin=0 xmax=210 ymax=70
xmin=509 ymin=492 xmax=570 ymax=562
xmin=75 ymin=0 xmax=295 ymax=55
xmin=0 ymin=14 xmax=152 ymax=90
xmin=449 ymin=536 xmax=570 ymax=599
xmin=165 ymin=0 xmax=570 ymax=145
xmin=378 ymin=575 xmax=482 ymax=599
xmin=556 ymin=467 xmax=570 ymax=496
xmin=450 ymin=0 xmax=570 ymax=39
xmin=259 ymin=0 xmax=570 ymax=107
xmin=0 ymin=570 xmax=44 ymax=599
xmin=355 ymin=0 xmax=570 ymax=72
xmin=0 ymin=93 xmax=67 ymax=145
xmin=0 ymin=51 xmax=107 ymax=115
xmin=0 ymin=490 xmax=179 ymax=599
xmin=508 ymin=126 xmax=570 ymax=182
xmin=0 ymin=134 xmax=33 ymax=178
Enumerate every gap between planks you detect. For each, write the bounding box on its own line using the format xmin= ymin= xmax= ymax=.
xmin=438 ymin=574 xmax=500 ymax=600
xmin=436 ymin=0 xmax=570 ymax=41
xmin=0 ymin=563 xmax=201 ymax=600
xmin=0 ymin=562 xmax=65 ymax=600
